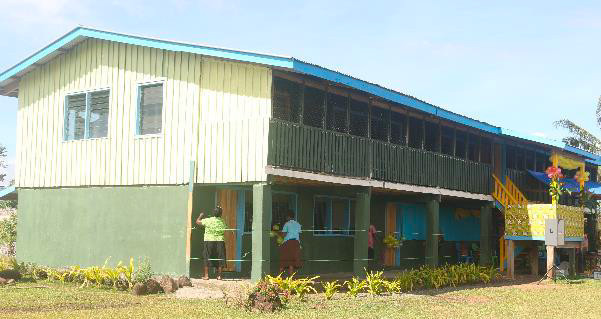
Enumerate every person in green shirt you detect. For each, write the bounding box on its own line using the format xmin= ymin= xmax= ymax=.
xmin=196 ymin=206 xmax=227 ymax=280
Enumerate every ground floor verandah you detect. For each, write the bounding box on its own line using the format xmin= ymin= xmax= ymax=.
xmin=15 ymin=175 xmax=498 ymax=281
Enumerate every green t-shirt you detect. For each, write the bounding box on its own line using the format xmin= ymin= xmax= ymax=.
xmin=200 ymin=216 xmax=226 ymax=241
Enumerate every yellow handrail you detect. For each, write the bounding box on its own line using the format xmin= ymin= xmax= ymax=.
xmin=505 ymin=176 xmax=528 ymax=205
xmin=492 ymin=174 xmax=518 ymax=209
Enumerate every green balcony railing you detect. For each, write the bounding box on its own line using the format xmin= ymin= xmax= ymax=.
xmin=268 ymin=120 xmax=492 ymax=195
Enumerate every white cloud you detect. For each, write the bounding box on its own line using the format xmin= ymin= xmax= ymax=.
xmin=531 ymin=132 xmax=547 ymax=138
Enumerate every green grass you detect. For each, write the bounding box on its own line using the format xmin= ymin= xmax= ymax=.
xmin=2 ymin=279 xmax=601 ymax=318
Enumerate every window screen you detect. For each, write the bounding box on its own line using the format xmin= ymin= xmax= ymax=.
xmin=273 ymin=77 xmax=302 ymax=123
xmin=480 ymin=137 xmax=492 ymax=164
xmin=506 ymin=146 xmax=516 ymax=169
xmin=455 ymin=130 xmax=467 ymax=158
xmin=349 ymin=98 xmax=368 ymax=137
xmin=515 ymin=148 xmax=525 ymax=170
xmin=138 ymin=83 xmax=163 ymax=135
xmin=390 ymin=112 xmax=406 ymax=145
xmin=88 ymin=90 xmax=110 ymax=138
xmin=408 ymin=117 xmax=423 ymax=149
xmin=303 ymin=86 xmax=325 ymax=128
xmin=525 ymin=150 xmax=535 ymax=170
xmin=272 ymin=193 xmax=296 ymax=229
xmin=441 ymin=126 xmax=454 ymax=156
xmin=65 ymin=93 xmax=87 ymax=140
xmin=371 ymin=107 xmax=389 ymax=142
xmin=326 ymin=92 xmax=348 ymax=133
xmin=468 ymin=133 xmax=479 ymax=162
xmin=424 ymin=121 xmax=439 ymax=152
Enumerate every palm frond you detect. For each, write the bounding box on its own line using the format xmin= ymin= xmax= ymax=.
xmin=554 ymin=119 xmax=601 ymax=154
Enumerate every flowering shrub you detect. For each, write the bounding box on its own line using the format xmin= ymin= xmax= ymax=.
xmin=383 ymin=234 xmax=402 ymax=249
xmin=546 ymin=166 xmax=570 ymax=202
xmin=243 ymin=279 xmax=287 ymax=312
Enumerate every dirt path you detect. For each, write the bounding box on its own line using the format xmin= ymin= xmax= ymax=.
xmin=175 ymin=278 xmax=252 ymax=300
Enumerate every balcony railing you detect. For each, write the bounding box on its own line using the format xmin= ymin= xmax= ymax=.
xmin=268 ymin=119 xmax=492 ymax=194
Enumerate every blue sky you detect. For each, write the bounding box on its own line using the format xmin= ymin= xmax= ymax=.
xmin=2 ymin=0 xmax=601 ymax=185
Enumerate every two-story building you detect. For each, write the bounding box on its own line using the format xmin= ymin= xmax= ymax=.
xmin=1 ymin=27 xmax=598 ymax=280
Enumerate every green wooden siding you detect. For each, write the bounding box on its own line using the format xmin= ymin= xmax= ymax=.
xmin=268 ymin=119 xmax=492 ymax=194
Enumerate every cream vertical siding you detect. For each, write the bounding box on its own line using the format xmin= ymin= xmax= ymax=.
xmin=15 ymin=38 xmax=272 ymax=187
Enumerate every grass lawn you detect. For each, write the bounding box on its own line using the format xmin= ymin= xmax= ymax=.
xmin=2 ymin=278 xmax=601 ymax=318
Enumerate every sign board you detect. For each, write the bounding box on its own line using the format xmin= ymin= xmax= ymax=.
xmin=594 ymin=272 xmax=601 ymax=280
xmin=545 ymin=219 xmax=565 ymax=246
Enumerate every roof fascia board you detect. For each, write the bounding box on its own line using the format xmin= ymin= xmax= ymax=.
xmin=0 ymin=29 xmax=82 ymax=83
xmin=500 ymin=128 xmax=565 ymax=148
xmin=0 ymin=27 xmax=294 ymax=85
xmin=78 ymin=28 xmax=294 ymax=68
xmin=563 ymin=145 xmax=599 ymax=160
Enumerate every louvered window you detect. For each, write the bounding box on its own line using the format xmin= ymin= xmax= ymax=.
xmin=64 ymin=89 xmax=110 ymax=140
xmin=137 ymin=83 xmax=163 ymax=135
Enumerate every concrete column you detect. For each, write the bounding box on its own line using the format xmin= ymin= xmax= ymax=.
xmin=479 ymin=203 xmax=492 ymax=266
xmin=529 ymin=245 xmax=539 ymax=276
xmin=508 ymin=240 xmax=515 ymax=279
xmin=546 ymin=245 xmax=555 ymax=279
xmin=353 ymin=188 xmax=371 ymax=277
xmin=425 ymin=197 xmax=440 ymax=267
xmin=251 ymin=183 xmax=272 ymax=282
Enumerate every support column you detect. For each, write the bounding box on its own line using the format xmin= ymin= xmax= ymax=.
xmin=425 ymin=197 xmax=440 ymax=267
xmin=569 ymin=248 xmax=576 ymax=276
xmin=508 ymin=240 xmax=515 ymax=279
xmin=546 ymin=245 xmax=555 ymax=279
xmin=480 ymin=203 xmax=492 ymax=266
xmin=353 ymin=188 xmax=371 ymax=277
xmin=529 ymin=245 xmax=539 ymax=276
xmin=251 ymin=183 xmax=272 ymax=282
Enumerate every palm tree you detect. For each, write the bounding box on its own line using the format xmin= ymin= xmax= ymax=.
xmin=554 ymin=96 xmax=601 ymax=155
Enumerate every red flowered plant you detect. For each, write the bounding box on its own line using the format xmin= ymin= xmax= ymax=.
xmin=545 ymin=166 xmax=563 ymax=179
xmin=546 ymin=166 xmax=569 ymax=202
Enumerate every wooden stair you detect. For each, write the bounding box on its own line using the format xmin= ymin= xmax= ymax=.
xmin=491 ymin=174 xmax=528 ymax=210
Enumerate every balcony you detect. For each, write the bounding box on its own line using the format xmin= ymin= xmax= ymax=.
xmin=267 ymin=119 xmax=492 ymax=195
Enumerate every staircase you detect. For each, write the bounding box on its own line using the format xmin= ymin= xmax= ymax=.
xmin=492 ymin=174 xmax=529 ymax=273
xmin=491 ymin=174 xmax=528 ymax=211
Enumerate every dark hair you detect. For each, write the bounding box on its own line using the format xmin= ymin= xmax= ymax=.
xmin=213 ymin=206 xmax=223 ymax=217
xmin=287 ymin=210 xmax=295 ymax=220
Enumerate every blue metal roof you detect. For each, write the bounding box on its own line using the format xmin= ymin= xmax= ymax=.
xmin=0 ymin=26 xmax=599 ymax=162
xmin=0 ymin=186 xmax=16 ymax=200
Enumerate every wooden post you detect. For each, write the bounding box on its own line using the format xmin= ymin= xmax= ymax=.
xmin=185 ymin=161 xmax=196 ymax=277
xmin=529 ymin=245 xmax=539 ymax=276
xmin=499 ymin=237 xmax=505 ymax=272
xmin=354 ymin=188 xmax=371 ymax=277
xmin=425 ymin=197 xmax=440 ymax=267
xmin=480 ymin=204 xmax=492 ymax=266
xmin=579 ymin=163 xmax=586 ymax=191
xmin=508 ymin=240 xmax=515 ymax=279
xmin=251 ymin=183 xmax=272 ymax=282
xmin=569 ymin=248 xmax=576 ymax=276
xmin=546 ymin=245 xmax=555 ymax=279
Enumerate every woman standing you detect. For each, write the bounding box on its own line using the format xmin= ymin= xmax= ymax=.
xmin=279 ymin=211 xmax=302 ymax=276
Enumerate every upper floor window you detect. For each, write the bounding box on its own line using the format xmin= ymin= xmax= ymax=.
xmin=303 ymin=85 xmax=325 ymax=128
xmin=137 ymin=83 xmax=163 ymax=135
xmin=326 ymin=92 xmax=349 ymax=133
xmin=371 ymin=106 xmax=389 ymax=142
xmin=349 ymin=98 xmax=369 ymax=137
xmin=273 ymin=77 xmax=302 ymax=123
xmin=64 ymin=89 xmax=110 ymax=141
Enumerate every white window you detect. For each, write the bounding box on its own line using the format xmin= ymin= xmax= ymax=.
xmin=137 ymin=83 xmax=163 ymax=135
xmin=64 ymin=89 xmax=110 ymax=140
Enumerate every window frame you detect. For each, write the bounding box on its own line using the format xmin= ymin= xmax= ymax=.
xmin=136 ymin=80 xmax=166 ymax=138
xmin=63 ymin=87 xmax=111 ymax=142
xmin=313 ymin=195 xmax=354 ymax=237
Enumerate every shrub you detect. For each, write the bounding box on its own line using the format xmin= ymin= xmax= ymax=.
xmin=0 ymin=210 xmax=17 ymax=256
xmin=365 ymin=269 xmax=386 ymax=296
xmin=322 ymin=280 xmax=341 ymax=300
xmin=344 ymin=277 xmax=366 ymax=297
xmin=132 ymin=257 xmax=153 ymax=285
xmin=265 ymin=273 xmax=318 ymax=301
xmin=243 ymin=279 xmax=287 ymax=312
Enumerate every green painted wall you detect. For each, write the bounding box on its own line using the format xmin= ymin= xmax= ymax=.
xmin=17 ymin=186 xmax=189 ymax=275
